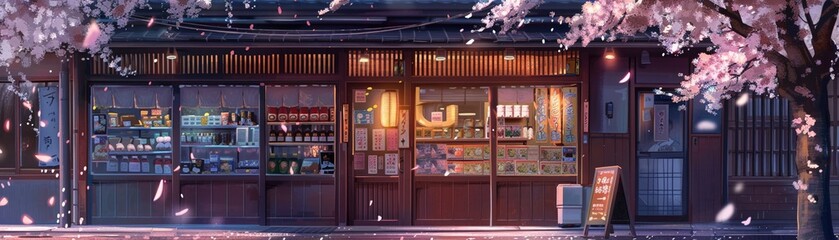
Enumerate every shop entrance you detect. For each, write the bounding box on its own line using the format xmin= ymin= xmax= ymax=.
xmin=635 ymin=89 xmax=688 ymax=221
xmin=347 ymin=84 xmax=404 ymax=225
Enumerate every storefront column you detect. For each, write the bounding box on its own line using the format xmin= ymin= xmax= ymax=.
xmin=59 ymin=58 xmax=73 ymax=227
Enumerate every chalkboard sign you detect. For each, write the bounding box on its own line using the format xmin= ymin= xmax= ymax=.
xmin=37 ymin=86 xmax=59 ymax=167
xmin=583 ymin=166 xmax=635 ymax=238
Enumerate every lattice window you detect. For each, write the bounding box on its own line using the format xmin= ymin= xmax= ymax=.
xmin=413 ymin=49 xmax=578 ymax=77
xmin=726 ymin=94 xmax=796 ymax=177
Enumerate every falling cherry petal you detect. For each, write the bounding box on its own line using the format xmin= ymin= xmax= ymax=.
xmin=175 ymin=208 xmax=189 ymax=216
xmin=306 ymin=21 xmax=311 ymax=26
xmin=619 ymin=72 xmax=631 ymax=83
xmin=411 ymin=165 xmax=419 ymax=171
xmin=249 ymin=24 xmax=254 ymax=30
xmin=466 ymin=39 xmax=475 ymax=45
xmin=82 ymin=21 xmax=102 ymax=48
xmin=4 ymin=119 xmax=9 ymax=132
xmin=741 ymin=217 xmax=752 ymax=226
xmin=153 ymin=179 xmax=164 ymax=202
xmin=39 ymin=121 xmax=46 ymax=127
xmin=715 ymin=203 xmax=735 ymax=222
xmin=174 ymin=165 xmax=181 ymax=172
xmin=21 ymin=215 xmax=33 ymax=225
xmin=444 ymin=171 xmax=450 ymax=176
xmin=245 ymin=46 xmax=250 ymax=51
xmin=200 ymin=32 xmax=205 ymax=36
xmin=103 ymin=87 xmax=108 ymax=92
xmin=736 ymin=93 xmax=749 ymax=106
xmin=148 ymin=81 xmax=152 ymax=86
xmin=147 ymin=17 xmax=155 ymax=27
xmin=230 ymin=50 xmax=235 ymax=56
xmin=48 ymin=196 xmax=55 ymax=206
xmin=377 ymin=215 xmax=382 ymax=221
xmin=22 ymin=101 xmax=31 ymax=110
xmin=79 ymin=217 xmax=84 ymax=225
xmin=369 ymin=200 xmax=373 ymax=206
xmin=277 ymin=6 xmax=283 ymax=15
xmin=0 ymin=197 xmax=8 ymax=206
xmin=35 ymin=154 xmax=53 ymax=163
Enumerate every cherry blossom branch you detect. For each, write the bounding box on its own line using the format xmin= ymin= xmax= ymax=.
xmin=801 ymin=0 xmax=818 ymax=36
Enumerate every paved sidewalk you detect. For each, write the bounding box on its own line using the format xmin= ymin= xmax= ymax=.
xmin=0 ymin=222 xmax=827 ymax=239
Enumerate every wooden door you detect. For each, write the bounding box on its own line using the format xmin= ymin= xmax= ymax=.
xmin=347 ymin=84 xmax=404 ymax=225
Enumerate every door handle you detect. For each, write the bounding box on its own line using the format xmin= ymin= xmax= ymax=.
xmin=693 ymin=137 xmax=698 ymax=145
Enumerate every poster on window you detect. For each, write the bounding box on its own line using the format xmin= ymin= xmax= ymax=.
xmin=354 ymin=90 xmax=367 ymax=103
xmin=354 ymin=110 xmax=373 ymax=125
xmin=367 ymin=154 xmax=378 ymax=174
xmin=561 ymin=87 xmax=578 ymax=145
xmin=355 ymin=128 xmax=368 ymax=151
xmin=386 ymin=128 xmax=399 ymax=151
xmin=353 ymin=153 xmax=365 ymax=170
xmin=384 ymin=153 xmax=398 ymax=175
xmin=653 ymin=105 xmax=669 ymax=141
xmin=372 ymin=129 xmax=386 ymax=151
xmin=38 ymin=86 xmax=59 ymax=167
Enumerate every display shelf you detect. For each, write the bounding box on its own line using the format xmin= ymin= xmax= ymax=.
xmin=267 ymin=122 xmax=334 ymax=126
xmin=268 ymin=142 xmax=334 ymax=146
xmin=266 ymin=174 xmax=335 ymax=181
xmin=181 ymin=125 xmax=258 ymax=129
xmin=498 ymin=138 xmax=529 ymax=142
xmin=415 ymin=138 xmax=489 ymax=143
xmin=108 ymin=151 xmax=172 ymax=155
xmin=180 ymin=144 xmax=259 ymax=148
xmin=90 ymin=174 xmax=173 ymax=181
xmin=107 ymin=127 xmax=171 ymax=131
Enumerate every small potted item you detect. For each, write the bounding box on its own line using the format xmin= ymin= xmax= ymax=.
xmin=299 ymin=107 xmax=310 ymax=122
xmin=288 ymin=106 xmax=299 ymax=122
xmin=267 ymin=107 xmax=278 ymax=122
xmin=309 ymin=107 xmax=320 ymax=122
xmin=320 ymin=107 xmax=329 ymax=122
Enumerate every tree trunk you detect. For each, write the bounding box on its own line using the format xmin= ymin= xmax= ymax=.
xmin=792 ymin=80 xmax=835 ymax=240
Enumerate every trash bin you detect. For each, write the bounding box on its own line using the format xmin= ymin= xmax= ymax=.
xmin=556 ymin=184 xmax=583 ymax=227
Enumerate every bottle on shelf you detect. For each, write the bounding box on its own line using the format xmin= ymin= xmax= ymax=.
xmin=318 ymin=126 xmax=327 ymax=142
xmin=269 ymin=129 xmax=278 ymax=143
xmin=303 ymin=126 xmax=312 ymax=142
xmin=327 ymin=126 xmax=335 ymax=142
xmin=276 ymin=127 xmax=285 ymax=143
xmin=141 ymin=156 xmax=150 ymax=173
xmin=294 ymin=125 xmax=303 ymax=142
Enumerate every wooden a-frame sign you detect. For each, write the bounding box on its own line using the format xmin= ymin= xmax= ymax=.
xmin=583 ymin=166 xmax=636 ymax=239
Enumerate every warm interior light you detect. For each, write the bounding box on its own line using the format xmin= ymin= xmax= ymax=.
xmin=166 ymin=48 xmax=178 ymax=60
xmin=359 ymin=50 xmax=370 ymax=63
xmin=435 ymin=48 xmax=447 ymax=61
xmin=604 ymin=47 xmax=616 ymax=60
xmin=380 ymin=91 xmax=398 ymax=128
xmin=503 ymin=48 xmax=515 ymax=61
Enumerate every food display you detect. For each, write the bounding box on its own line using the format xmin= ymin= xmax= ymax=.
xmin=89 ymin=86 xmax=174 ymax=175
xmin=179 ymin=86 xmax=260 ymax=175
xmin=265 ymin=85 xmax=336 ymax=175
xmin=496 ymin=85 xmax=579 ymax=176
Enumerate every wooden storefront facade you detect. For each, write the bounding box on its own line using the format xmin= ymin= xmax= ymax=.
xmin=68 ymin=45 xmax=749 ymax=226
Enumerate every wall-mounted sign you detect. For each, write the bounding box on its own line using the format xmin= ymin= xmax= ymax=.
xmin=583 ymin=100 xmax=589 ymax=133
xmin=398 ymin=108 xmax=410 ymax=149
xmin=354 ymin=90 xmax=367 ymax=103
xmin=653 ymin=105 xmax=668 ymax=141
xmin=431 ymin=111 xmax=443 ymax=122
xmin=342 ymin=104 xmax=349 ymax=143
xmin=583 ymin=166 xmax=635 ymax=238
xmin=37 ymin=86 xmax=59 ymax=168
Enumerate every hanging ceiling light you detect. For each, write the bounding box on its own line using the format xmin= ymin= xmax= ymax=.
xmin=359 ymin=49 xmax=370 ymax=63
xmin=604 ymin=47 xmax=616 ymax=60
xmin=166 ymin=48 xmax=178 ymax=60
xmin=435 ymin=48 xmax=447 ymax=61
xmin=503 ymin=48 xmax=516 ymax=61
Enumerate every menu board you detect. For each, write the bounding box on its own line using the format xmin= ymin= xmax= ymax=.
xmin=583 ymin=166 xmax=635 ymax=238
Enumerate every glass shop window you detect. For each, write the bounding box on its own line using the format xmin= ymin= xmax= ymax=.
xmin=496 ymin=86 xmax=579 ymax=176
xmin=89 ymin=85 xmax=174 ymax=175
xmin=21 ymin=82 xmax=60 ymax=169
xmin=0 ymin=83 xmax=15 ymax=169
xmin=414 ymin=86 xmax=490 ymax=176
xmin=179 ymin=85 xmax=260 ymax=175
xmin=265 ymin=85 xmax=336 ymax=175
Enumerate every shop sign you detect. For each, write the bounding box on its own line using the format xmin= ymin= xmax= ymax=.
xmin=431 ymin=112 xmax=443 ymax=122
xmin=583 ymin=101 xmax=589 ymax=133
xmin=398 ymin=108 xmax=410 ymax=149
xmin=583 ymin=166 xmax=635 ymax=238
xmin=37 ymin=86 xmax=59 ymax=167
xmin=342 ymin=104 xmax=349 ymax=143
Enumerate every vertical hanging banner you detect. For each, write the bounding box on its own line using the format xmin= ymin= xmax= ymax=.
xmin=38 ymin=86 xmax=60 ymax=167
xmin=653 ymin=105 xmax=669 ymax=141
xmin=342 ymin=104 xmax=349 ymax=143
xmin=397 ymin=108 xmax=410 ymax=149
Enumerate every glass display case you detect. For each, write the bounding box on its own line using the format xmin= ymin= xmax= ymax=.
xmin=414 ymin=86 xmax=490 ymax=176
xmin=265 ymin=85 xmax=336 ymax=175
xmin=496 ymin=85 xmax=578 ymax=176
xmin=89 ymin=86 xmax=174 ymax=175
xmin=352 ymin=87 xmax=400 ymax=176
xmin=179 ymin=85 xmax=260 ymax=175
